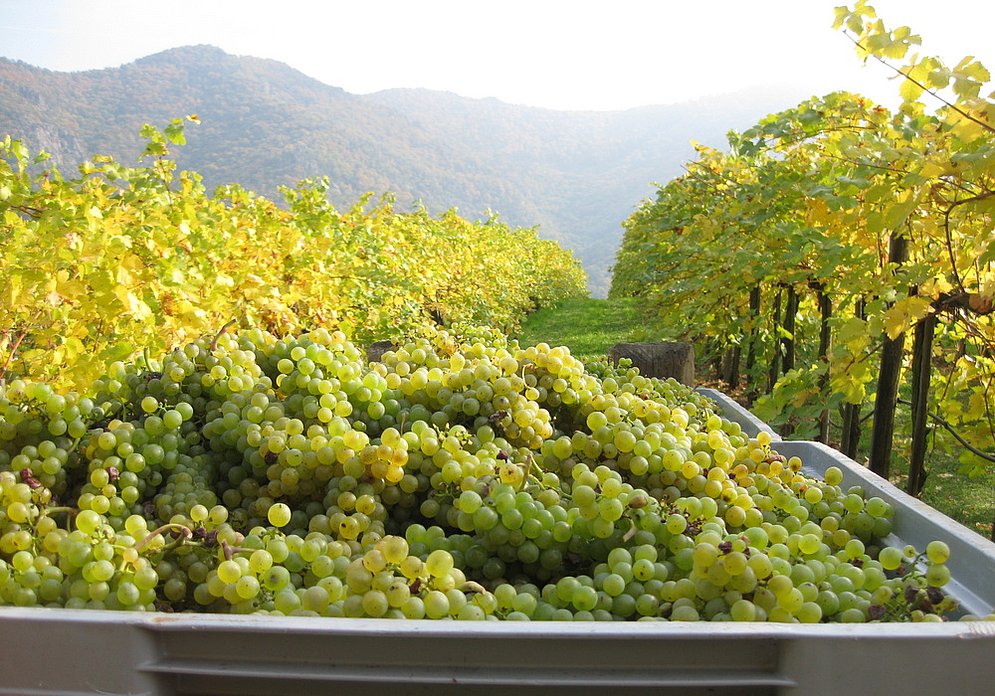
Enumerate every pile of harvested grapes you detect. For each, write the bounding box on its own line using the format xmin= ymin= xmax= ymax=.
xmin=0 ymin=325 xmax=980 ymax=622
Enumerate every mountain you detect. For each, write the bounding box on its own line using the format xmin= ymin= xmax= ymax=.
xmin=0 ymin=45 xmax=810 ymax=295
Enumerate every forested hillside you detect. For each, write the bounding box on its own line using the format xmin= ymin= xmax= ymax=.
xmin=0 ymin=45 xmax=806 ymax=294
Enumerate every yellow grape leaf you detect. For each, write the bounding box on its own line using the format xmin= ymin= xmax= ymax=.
xmin=966 ymin=391 xmax=988 ymax=420
xmin=947 ymin=114 xmax=987 ymax=142
xmin=4 ymin=274 xmax=23 ymax=306
xmin=920 ymin=276 xmax=954 ymax=298
xmin=63 ymin=337 xmax=85 ymax=361
xmin=103 ymin=342 xmax=135 ymax=362
xmin=88 ymin=269 xmax=115 ymax=295
xmin=174 ymin=299 xmax=207 ymax=322
xmin=830 ymin=368 xmax=865 ymax=405
xmin=899 ymin=75 xmax=925 ymax=102
xmin=114 ymin=286 xmax=153 ymax=320
xmin=925 ymin=61 xmax=951 ymax=90
xmin=919 ymin=160 xmax=946 ymax=178
xmin=882 ymin=296 xmax=931 ymax=339
xmin=122 ymin=252 xmax=145 ymax=271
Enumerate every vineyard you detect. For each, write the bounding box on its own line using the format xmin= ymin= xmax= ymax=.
xmin=0 ymin=2 xmax=992 ymax=632
xmin=611 ymin=3 xmax=994 ymax=537
xmin=0 ymin=119 xmax=586 ymax=392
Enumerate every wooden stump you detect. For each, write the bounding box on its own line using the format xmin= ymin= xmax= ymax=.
xmin=608 ymin=342 xmax=695 ymax=386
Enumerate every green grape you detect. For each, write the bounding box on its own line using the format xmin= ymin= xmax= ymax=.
xmin=267 ymin=503 xmax=292 ymax=528
xmin=824 ymin=466 xmax=843 ymax=487
xmin=217 ymin=560 xmax=242 ymax=584
xmin=925 ymin=564 xmax=951 ymax=587
xmin=730 ymin=598 xmax=757 ymax=621
xmin=423 ymin=590 xmax=450 ymax=619
xmin=75 ymin=509 xmax=102 ymax=535
xmin=926 ymin=540 xmax=950 ymax=564
xmin=361 ymin=590 xmax=389 ymax=617
xmin=163 ymin=410 xmax=184 ymax=430
xmin=879 ymin=546 xmax=903 ymax=571
xmin=866 ymin=497 xmax=890 ymax=518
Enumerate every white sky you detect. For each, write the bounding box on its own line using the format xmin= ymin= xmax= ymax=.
xmin=0 ymin=0 xmax=992 ymax=111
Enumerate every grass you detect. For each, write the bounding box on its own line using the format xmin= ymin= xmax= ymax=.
xmin=890 ymin=448 xmax=994 ymax=541
xmin=514 ymin=296 xmax=647 ymax=361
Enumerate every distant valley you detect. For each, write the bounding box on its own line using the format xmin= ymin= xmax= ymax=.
xmin=0 ymin=46 xmax=811 ymax=295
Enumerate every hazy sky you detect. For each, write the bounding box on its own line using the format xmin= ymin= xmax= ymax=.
xmin=1 ymin=0 xmax=992 ymax=111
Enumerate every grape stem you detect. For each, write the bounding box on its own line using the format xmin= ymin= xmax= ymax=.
xmin=210 ymin=319 xmax=238 ymax=351
xmin=518 ymin=453 xmax=535 ymax=491
xmin=221 ymin=540 xmax=253 ymax=560
xmin=621 ymin=520 xmax=639 ymax=543
xmin=136 ymin=523 xmax=192 ymax=553
xmin=41 ymin=506 xmax=75 ymax=517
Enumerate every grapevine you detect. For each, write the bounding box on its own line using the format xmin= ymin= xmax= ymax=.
xmin=0 ymin=126 xmax=586 ymax=392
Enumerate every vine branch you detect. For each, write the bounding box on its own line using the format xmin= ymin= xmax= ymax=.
xmin=844 ymin=32 xmax=995 ymax=135
xmin=897 ymin=398 xmax=995 ymax=463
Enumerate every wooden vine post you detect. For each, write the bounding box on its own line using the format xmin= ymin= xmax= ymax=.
xmin=869 ymin=234 xmax=909 ymax=479
xmin=906 ymin=311 xmax=936 ymax=496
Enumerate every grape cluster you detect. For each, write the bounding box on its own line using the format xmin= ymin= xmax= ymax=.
xmin=1 ymin=325 xmax=989 ymax=623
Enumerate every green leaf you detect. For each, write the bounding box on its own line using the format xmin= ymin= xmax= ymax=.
xmin=884 ymin=197 xmax=917 ymax=229
xmin=103 ymin=342 xmax=135 ymax=362
xmin=164 ymin=119 xmax=187 ymax=146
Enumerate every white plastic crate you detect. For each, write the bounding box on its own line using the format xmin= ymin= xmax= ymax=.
xmin=1 ymin=392 xmax=993 ymax=696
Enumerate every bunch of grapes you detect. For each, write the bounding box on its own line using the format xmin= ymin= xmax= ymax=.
xmin=1 ymin=324 xmax=990 ymax=624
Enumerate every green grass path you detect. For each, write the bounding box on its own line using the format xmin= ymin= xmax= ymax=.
xmin=514 ymin=296 xmax=646 ymax=360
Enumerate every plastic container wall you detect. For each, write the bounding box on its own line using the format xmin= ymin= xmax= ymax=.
xmin=2 ymin=392 xmax=994 ymax=696
xmin=696 ymin=388 xmax=780 ymax=440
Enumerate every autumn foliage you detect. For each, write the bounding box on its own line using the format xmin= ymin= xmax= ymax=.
xmin=0 ymin=120 xmax=586 ymax=390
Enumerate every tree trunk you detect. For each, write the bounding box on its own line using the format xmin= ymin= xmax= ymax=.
xmin=816 ymin=286 xmax=833 ymax=444
xmin=608 ymin=342 xmax=695 ymax=386
xmin=767 ymin=287 xmax=783 ymax=393
xmin=869 ymin=235 xmax=910 ymax=479
xmin=725 ymin=345 xmax=741 ymax=389
xmin=840 ymin=297 xmax=865 ymax=458
xmin=906 ymin=311 xmax=937 ymax=496
xmin=781 ymin=285 xmax=799 ymax=375
xmin=745 ymin=284 xmax=761 ymax=401
xmin=840 ymin=404 xmax=861 ymax=458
